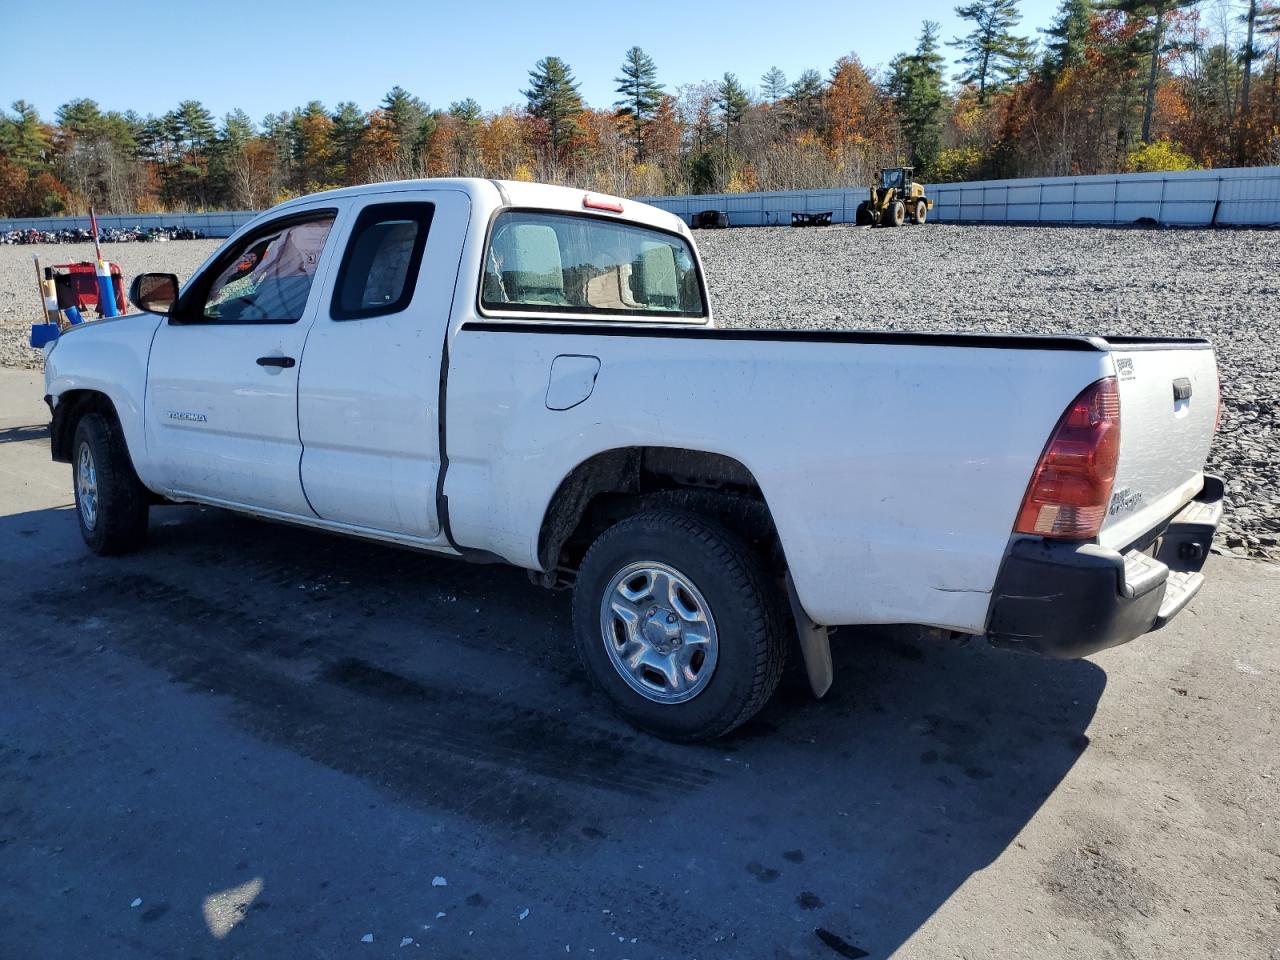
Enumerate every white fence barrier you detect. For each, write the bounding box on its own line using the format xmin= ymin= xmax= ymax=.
xmin=4 ymin=166 xmax=1277 ymax=235
xmin=924 ymin=166 xmax=1280 ymax=226
xmin=0 ymin=210 xmax=259 ymax=238
xmin=640 ymin=166 xmax=1280 ymax=228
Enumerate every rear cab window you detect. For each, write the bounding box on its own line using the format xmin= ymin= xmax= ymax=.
xmin=331 ymin=202 xmax=435 ymax=321
xmin=481 ymin=211 xmax=705 ymax=320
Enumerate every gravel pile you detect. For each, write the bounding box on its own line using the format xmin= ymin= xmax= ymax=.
xmin=698 ymin=224 xmax=1279 ymax=560
xmin=1 ymin=225 xmax=1275 ymax=558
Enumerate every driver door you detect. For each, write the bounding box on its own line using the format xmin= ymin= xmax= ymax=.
xmin=144 ymin=205 xmax=346 ymax=516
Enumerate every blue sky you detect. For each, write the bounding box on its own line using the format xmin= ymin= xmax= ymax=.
xmin=1 ymin=0 xmax=1062 ymax=123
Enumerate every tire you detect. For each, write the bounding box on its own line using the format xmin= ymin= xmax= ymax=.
xmin=72 ymin=412 xmax=150 ymax=555
xmin=571 ymin=509 xmax=787 ymax=742
xmin=855 ymin=201 xmax=873 ymax=226
xmin=914 ymin=200 xmax=928 ymax=224
xmin=884 ymin=200 xmax=905 ymax=227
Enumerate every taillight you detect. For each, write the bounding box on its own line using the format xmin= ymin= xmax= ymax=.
xmin=1014 ymin=377 xmax=1121 ymax=539
xmin=583 ymin=194 xmax=624 ymax=213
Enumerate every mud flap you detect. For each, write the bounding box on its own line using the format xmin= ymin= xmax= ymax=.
xmin=786 ymin=573 xmax=832 ymax=698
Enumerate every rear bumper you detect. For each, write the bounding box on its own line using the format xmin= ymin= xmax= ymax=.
xmin=985 ymin=476 xmax=1223 ymax=659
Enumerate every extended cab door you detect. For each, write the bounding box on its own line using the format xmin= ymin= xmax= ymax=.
xmin=296 ymin=189 xmax=471 ymax=539
xmin=144 ymin=206 xmax=344 ymax=515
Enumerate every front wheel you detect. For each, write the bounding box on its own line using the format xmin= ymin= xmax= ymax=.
xmin=855 ymin=201 xmax=873 ymax=226
xmin=571 ymin=510 xmax=786 ymax=742
xmin=73 ymin=412 xmax=150 ymax=555
xmin=884 ymin=200 xmax=905 ymax=227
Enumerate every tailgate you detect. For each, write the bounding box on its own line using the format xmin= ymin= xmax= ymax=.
xmin=1099 ymin=341 xmax=1219 ymax=550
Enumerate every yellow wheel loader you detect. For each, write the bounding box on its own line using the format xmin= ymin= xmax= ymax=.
xmin=855 ymin=167 xmax=933 ymax=227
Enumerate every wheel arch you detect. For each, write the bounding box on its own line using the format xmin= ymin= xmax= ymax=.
xmin=535 ymin=446 xmax=787 ymax=582
xmin=49 ymin=389 xmax=120 ymax=464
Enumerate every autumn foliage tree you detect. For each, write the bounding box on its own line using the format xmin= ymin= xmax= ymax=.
xmin=1 ymin=7 xmax=1278 ymax=217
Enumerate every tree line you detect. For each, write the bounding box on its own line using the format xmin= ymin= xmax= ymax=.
xmin=1 ymin=0 xmax=1277 ymax=217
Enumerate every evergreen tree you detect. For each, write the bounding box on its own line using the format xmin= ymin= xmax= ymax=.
xmin=1241 ymin=0 xmax=1264 ymax=122
xmin=787 ymin=68 xmax=826 ymax=128
xmin=0 ymin=100 xmax=52 ymax=170
xmin=524 ymin=56 xmax=584 ymax=153
xmin=715 ymin=72 xmax=751 ymax=127
xmin=614 ymin=46 xmax=664 ymax=160
xmin=950 ymin=0 xmax=1030 ymax=103
xmin=888 ymin=21 xmax=948 ymax=174
xmin=171 ymin=100 xmax=216 ymax=155
xmin=1042 ymin=0 xmax=1093 ymax=79
xmin=1101 ymin=0 xmax=1198 ymax=142
xmin=761 ymin=66 xmax=788 ymax=102
xmin=330 ymin=101 xmax=367 ymax=183
xmin=449 ymin=98 xmax=483 ymax=126
xmin=221 ymin=109 xmax=255 ymax=149
xmin=381 ymin=85 xmax=429 ymax=163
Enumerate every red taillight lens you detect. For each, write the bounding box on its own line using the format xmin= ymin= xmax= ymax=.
xmin=1014 ymin=377 xmax=1121 ymax=539
xmin=583 ymin=194 xmax=624 ymax=213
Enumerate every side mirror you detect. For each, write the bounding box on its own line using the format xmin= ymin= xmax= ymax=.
xmin=128 ymin=272 xmax=179 ymax=315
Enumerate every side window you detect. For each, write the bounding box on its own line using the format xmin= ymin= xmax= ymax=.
xmin=199 ymin=214 xmax=335 ymax=323
xmin=481 ymin=211 xmax=706 ymax=319
xmin=331 ymin=202 xmax=434 ymax=320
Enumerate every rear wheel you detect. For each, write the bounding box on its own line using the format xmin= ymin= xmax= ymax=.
xmin=571 ymin=509 xmax=786 ymax=742
xmin=72 ymin=412 xmax=149 ymax=555
xmin=884 ymin=200 xmax=905 ymax=227
xmin=914 ymin=200 xmax=928 ymax=224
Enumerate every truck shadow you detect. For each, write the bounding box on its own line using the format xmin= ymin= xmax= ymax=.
xmin=8 ymin=504 xmax=1105 ymax=958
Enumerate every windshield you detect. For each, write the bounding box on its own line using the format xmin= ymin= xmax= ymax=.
xmin=880 ymin=169 xmax=904 ymax=189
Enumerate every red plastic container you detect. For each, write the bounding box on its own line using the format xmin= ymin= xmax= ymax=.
xmin=52 ymin=261 xmax=126 ymax=316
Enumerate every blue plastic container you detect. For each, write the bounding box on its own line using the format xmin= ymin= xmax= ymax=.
xmin=29 ymin=323 xmax=60 ymax=349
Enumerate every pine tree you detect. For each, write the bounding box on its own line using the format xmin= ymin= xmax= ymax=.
xmin=449 ymin=98 xmax=483 ymax=126
xmin=787 ymin=68 xmax=826 ymax=129
xmin=524 ymin=56 xmax=584 ymax=154
xmin=950 ymin=0 xmax=1030 ymax=104
xmin=715 ymin=73 xmax=750 ymax=130
xmin=1101 ymin=0 xmax=1198 ymax=143
xmin=221 ymin=109 xmax=255 ymax=148
xmin=614 ymin=46 xmax=664 ymax=160
xmin=761 ymin=66 xmax=788 ymax=102
xmin=172 ymin=100 xmax=216 ymax=155
xmin=329 ymin=102 xmax=366 ymax=183
xmin=888 ymin=21 xmax=948 ymax=174
xmin=381 ymin=86 xmax=430 ymax=164
xmin=1042 ymin=0 xmax=1093 ymax=79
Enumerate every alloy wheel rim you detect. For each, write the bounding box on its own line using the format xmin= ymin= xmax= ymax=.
xmin=77 ymin=443 xmax=98 ymax=531
xmin=599 ymin=561 xmax=719 ymax=704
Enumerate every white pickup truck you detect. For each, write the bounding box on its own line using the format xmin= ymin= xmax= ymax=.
xmin=43 ymin=178 xmax=1223 ymax=741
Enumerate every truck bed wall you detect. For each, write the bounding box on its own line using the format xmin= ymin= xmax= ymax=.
xmin=444 ymin=325 xmax=1112 ymax=633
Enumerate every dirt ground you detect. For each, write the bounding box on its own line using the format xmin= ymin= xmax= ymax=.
xmin=1 ymin=362 xmax=1277 ymax=959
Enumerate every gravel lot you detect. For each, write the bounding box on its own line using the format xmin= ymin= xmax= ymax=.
xmin=2 ymin=224 xmax=1275 ymax=556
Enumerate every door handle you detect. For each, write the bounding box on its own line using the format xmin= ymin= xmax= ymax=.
xmin=256 ymin=356 xmax=296 ymax=368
